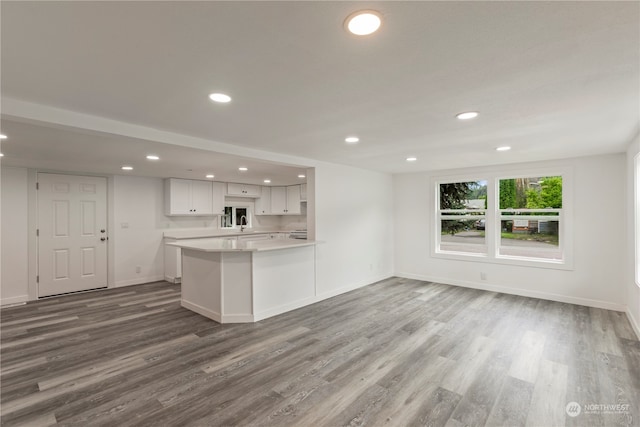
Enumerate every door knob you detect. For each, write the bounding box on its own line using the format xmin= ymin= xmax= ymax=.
xmin=101 ymin=229 xmax=106 ymax=233
xmin=100 ymin=237 xmax=106 ymax=241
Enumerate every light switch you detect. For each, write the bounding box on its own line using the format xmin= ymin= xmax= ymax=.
xmin=121 ymin=222 xmax=129 ymax=229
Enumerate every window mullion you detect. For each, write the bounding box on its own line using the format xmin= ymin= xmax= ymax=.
xmin=486 ymin=178 xmax=498 ymax=259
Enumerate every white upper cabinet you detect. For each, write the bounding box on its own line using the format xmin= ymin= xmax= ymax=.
xmin=270 ymin=187 xmax=287 ymax=214
xmin=270 ymin=185 xmax=301 ymax=215
xmin=227 ymin=183 xmax=260 ymax=197
xmin=286 ymin=185 xmax=301 ymax=215
xmin=212 ymin=182 xmax=226 ymax=215
xmin=165 ymin=178 xmax=213 ymax=216
xmin=255 ymin=186 xmax=271 ymax=215
xmin=300 ymin=183 xmax=307 ymax=202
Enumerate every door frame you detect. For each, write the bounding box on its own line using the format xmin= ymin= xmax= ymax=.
xmin=28 ymin=169 xmax=115 ymax=300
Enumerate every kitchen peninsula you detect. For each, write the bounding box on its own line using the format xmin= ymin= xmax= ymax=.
xmin=167 ymin=238 xmax=319 ymax=323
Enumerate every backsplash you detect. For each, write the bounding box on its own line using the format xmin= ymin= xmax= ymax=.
xmin=160 ymin=196 xmax=306 ymax=231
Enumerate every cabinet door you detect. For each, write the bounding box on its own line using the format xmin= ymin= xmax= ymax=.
xmin=191 ymin=180 xmax=213 ymax=215
xmin=286 ymin=185 xmax=301 ymax=214
xmin=167 ymin=178 xmax=192 ymax=215
xmin=226 ymin=182 xmax=243 ymax=196
xmin=270 ymin=187 xmax=287 ymax=214
xmin=300 ymin=183 xmax=307 ymax=201
xmin=243 ymin=185 xmax=260 ymax=197
xmin=211 ymin=182 xmax=226 ymax=215
xmin=255 ymin=186 xmax=271 ymax=215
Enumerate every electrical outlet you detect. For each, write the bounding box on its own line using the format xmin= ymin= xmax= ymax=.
xmin=136 ymin=266 xmax=141 ymax=274
xmin=480 ymin=272 xmax=487 ymax=281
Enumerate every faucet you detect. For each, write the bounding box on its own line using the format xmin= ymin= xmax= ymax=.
xmin=239 ymin=215 xmax=248 ymax=232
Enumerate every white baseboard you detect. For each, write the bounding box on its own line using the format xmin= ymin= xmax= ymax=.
xmin=626 ymin=307 xmax=640 ymax=340
xmin=181 ymin=300 xmax=223 ymax=323
xmin=254 ymin=295 xmax=318 ymax=322
xmin=316 ymin=273 xmax=393 ymax=301
xmin=395 ymin=272 xmax=627 ymax=312
xmin=113 ymin=275 xmax=165 ymax=288
xmin=222 ymin=313 xmax=255 ymax=323
xmin=0 ymin=294 xmax=29 ymax=307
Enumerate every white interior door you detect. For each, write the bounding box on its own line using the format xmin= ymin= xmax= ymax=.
xmin=38 ymin=173 xmax=108 ymax=297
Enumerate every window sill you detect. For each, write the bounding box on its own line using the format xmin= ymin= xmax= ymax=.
xmin=433 ymin=249 xmax=573 ymax=271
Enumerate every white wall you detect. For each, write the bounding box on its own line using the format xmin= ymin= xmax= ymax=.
xmin=0 ymin=167 xmax=29 ymax=305
xmin=312 ymin=163 xmax=395 ymax=298
xmin=394 ymin=154 xmax=627 ymax=311
xmin=112 ymin=175 xmax=167 ymax=287
xmin=0 ymin=171 xmax=312 ymax=293
xmin=626 ymin=134 xmax=640 ymax=336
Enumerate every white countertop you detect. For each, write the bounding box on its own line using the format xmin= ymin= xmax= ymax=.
xmin=166 ymin=238 xmax=319 ymax=252
xmin=163 ymin=228 xmax=288 ymax=239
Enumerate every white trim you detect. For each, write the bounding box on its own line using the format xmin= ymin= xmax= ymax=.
xmin=626 ymin=307 xmax=640 ymax=340
xmin=114 ymin=275 xmax=165 ymax=288
xmin=316 ymin=273 xmax=393 ymax=300
xmin=635 ymin=153 xmax=640 ymax=287
xmin=431 ymin=168 xmax=573 ymax=271
xmin=221 ymin=313 xmax=255 ymax=323
xmin=253 ymin=295 xmax=317 ymax=322
xmin=164 ymin=275 xmax=181 ymax=284
xmin=395 ymin=272 xmax=626 ymax=312
xmin=181 ymin=300 xmax=222 ymax=323
xmin=0 ymin=295 xmax=30 ymax=307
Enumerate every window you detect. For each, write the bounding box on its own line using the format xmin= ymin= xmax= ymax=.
xmin=437 ymin=180 xmax=488 ymax=255
xmin=221 ymin=206 xmax=252 ymax=229
xmin=498 ymin=176 xmax=562 ymax=261
xmin=433 ymin=170 xmax=570 ymax=268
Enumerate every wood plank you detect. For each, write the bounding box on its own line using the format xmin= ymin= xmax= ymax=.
xmin=525 ymin=358 xmax=568 ymax=427
xmin=0 ymin=279 xmax=638 ymax=427
xmin=508 ymin=330 xmax=546 ymax=383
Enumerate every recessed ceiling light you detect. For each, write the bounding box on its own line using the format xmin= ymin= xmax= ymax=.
xmin=238 ymin=167 xmax=248 ymax=171
xmin=345 ymin=136 xmax=360 ymax=144
xmin=345 ymin=10 xmax=382 ymax=36
xmin=206 ymin=174 xmax=215 ymax=179
xmin=146 ymin=155 xmax=160 ymax=160
xmin=496 ymin=146 xmax=511 ymax=152
xmin=406 ymin=157 xmax=417 ymax=162
xmin=121 ymin=166 xmax=133 ymax=171
xmin=264 ymin=179 xmax=271 ymax=183
xmin=209 ymin=93 xmax=231 ymax=103
xmin=298 ymin=174 xmax=306 ymax=178
xmin=0 ymin=134 xmax=7 ymax=139
xmin=456 ymin=111 xmax=479 ymax=120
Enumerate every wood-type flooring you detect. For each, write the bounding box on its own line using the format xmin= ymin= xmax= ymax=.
xmin=1 ymin=278 xmax=639 ymax=426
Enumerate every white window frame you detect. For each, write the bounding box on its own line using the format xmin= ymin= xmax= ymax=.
xmin=432 ymin=167 xmax=573 ymax=270
xmin=221 ymin=204 xmax=253 ymax=229
xmin=435 ymin=178 xmax=489 ymax=259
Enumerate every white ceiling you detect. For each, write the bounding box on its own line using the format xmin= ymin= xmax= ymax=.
xmin=1 ymin=1 xmax=638 ymax=174
xmin=0 ymin=118 xmax=307 ymax=185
